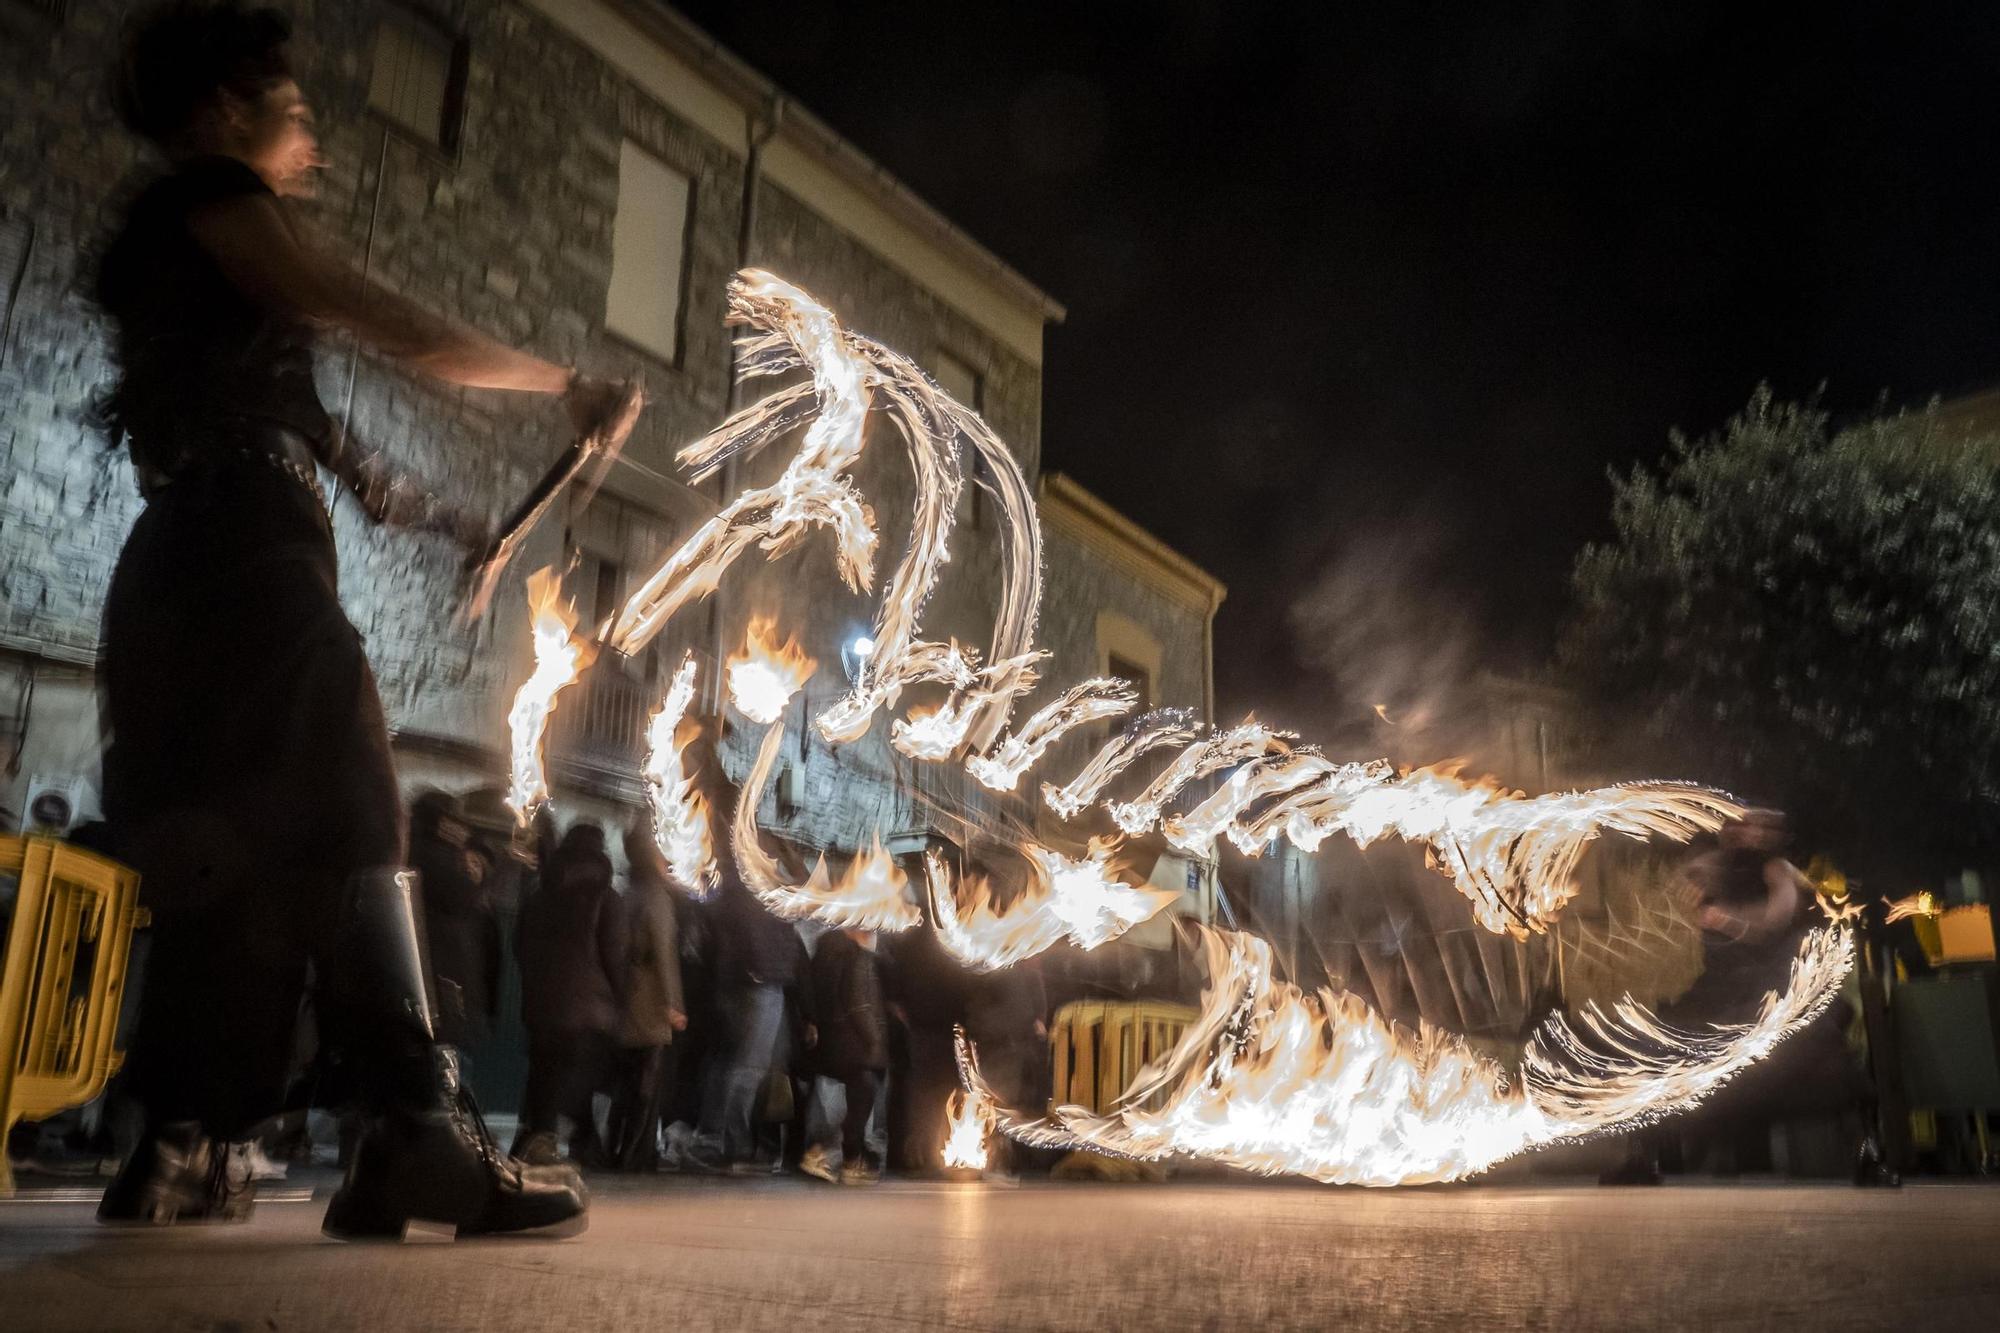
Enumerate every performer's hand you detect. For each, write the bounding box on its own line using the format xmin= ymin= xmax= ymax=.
xmin=669 ymin=1008 xmax=689 ymax=1033
xmin=564 ymin=373 xmax=644 ymax=448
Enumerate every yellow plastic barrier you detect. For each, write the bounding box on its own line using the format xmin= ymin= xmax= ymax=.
xmin=1049 ymin=998 xmax=1199 ymax=1115
xmin=0 ymin=836 xmax=148 ymax=1195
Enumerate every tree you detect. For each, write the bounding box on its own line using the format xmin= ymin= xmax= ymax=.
xmin=1560 ymin=387 xmax=2000 ymax=885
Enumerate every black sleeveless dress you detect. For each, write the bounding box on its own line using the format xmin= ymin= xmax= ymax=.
xmin=95 ymin=156 xmax=403 ymax=1132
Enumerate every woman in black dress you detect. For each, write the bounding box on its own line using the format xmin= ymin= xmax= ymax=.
xmin=94 ymin=3 xmax=636 ymax=1235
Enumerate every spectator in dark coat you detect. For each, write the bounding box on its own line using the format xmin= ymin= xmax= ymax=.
xmin=961 ymin=957 xmax=1048 ymax=1180
xmin=512 ymin=822 xmax=628 ymax=1166
xmin=689 ymin=879 xmax=810 ymax=1170
xmin=408 ymin=791 xmax=501 ymax=1048
xmin=608 ymin=822 xmax=687 ymax=1171
xmin=799 ymin=928 xmax=889 ymax=1185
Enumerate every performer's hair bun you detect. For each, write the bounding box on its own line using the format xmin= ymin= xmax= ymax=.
xmin=115 ymin=2 xmax=296 ymax=147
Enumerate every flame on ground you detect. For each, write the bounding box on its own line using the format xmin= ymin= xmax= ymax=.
xmin=641 ymin=652 xmax=717 ymax=896
xmin=924 ymin=839 xmax=1178 ymax=971
xmin=957 ymin=921 xmax=1852 ymax=1186
xmin=941 ymin=1082 xmax=997 ymax=1171
xmin=727 ymin=616 xmax=818 ymax=725
xmin=505 ymin=568 xmax=593 ymax=824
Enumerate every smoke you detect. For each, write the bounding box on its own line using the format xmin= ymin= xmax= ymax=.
xmin=1287 ymin=516 xmax=1490 ymax=764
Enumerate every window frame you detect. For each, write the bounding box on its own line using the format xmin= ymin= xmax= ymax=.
xmin=603 ymin=138 xmax=698 ymax=371
xmin=363 ymin=3 xmax=471 ymax=162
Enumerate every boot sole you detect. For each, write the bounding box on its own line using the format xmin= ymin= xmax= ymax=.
xmin=98 ymin=1207 xmax=256 ymax=1228
xmin=321 ymin=1209 xmax=590 ymax=1242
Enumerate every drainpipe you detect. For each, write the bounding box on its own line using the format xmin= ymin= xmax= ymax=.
xmin=709 ymin=98 xmax=785 ymax=712
xmin=1202 ymin=588 xmax=1221 ymax=726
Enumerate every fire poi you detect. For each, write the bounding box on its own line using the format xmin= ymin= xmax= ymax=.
xmin=501 ymin=270 xmax=1854 ymax=1185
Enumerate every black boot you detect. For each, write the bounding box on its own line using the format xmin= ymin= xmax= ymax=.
xmin=319 ymin=869 xmax=587 ymax=1240
xmin=98 ymin=1122 xmax=255 ymax=1225
xmin=1853 ymin=1134 xmax=1902 ymax=1189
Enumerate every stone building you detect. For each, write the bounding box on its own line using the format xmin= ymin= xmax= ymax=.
xmin=0 ymin=0 xmax=1226 ymax=909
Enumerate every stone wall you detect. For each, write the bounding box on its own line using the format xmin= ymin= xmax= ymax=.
xmin=0 ymin=0 xmax=1092 ymax=853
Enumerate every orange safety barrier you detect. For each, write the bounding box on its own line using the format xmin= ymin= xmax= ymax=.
xmin=1049 ymin=998 xmax=1199 ymax=1115
xmin=0 ymin=836 xmax=147 ymax=1195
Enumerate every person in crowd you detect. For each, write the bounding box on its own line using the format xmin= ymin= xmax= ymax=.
xmin=688 ymin=879 xmax=811 ymax=1172
xmin=608 ymin=822 xmax=687 ymax=1172
xmin=409 ymin=791 xmax=501 ymax=1050
xmin=1664 ymin=809 xmax=1898 ymax=1185
xmin=662 ymin=714 xmax=797 ymax=1174
xmin=886 ymin=910 xmax=964 ymax=1175
xmin=91 ymin=1 xmax=634 ymax=1233
xmin=659 ymin=874 xmax=716 ymax=1167
xmin=799 ymin=926 xmax=890 ymax=1185
xmin=960 ymin=956 xmax=1048 ymax=1182
xmin=514 ymin=823 xmax=628 ymax=1168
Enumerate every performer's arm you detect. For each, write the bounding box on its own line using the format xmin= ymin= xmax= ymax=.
xmin=185 ymin=193 xmax=629 ymax=430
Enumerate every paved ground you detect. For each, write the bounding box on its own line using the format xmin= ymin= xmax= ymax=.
xmin=1 ymin=1173 xmax=1996 ymax=1331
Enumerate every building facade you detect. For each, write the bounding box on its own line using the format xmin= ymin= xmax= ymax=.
xmin=0 ymin=0 xmax=1226 ymax=904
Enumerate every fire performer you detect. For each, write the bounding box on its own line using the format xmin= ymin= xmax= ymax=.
xmin=92 ymin=3 xmax=637 ymax=1234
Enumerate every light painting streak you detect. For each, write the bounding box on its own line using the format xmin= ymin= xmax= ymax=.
xmin=1882 ymin=892 xmax=1938 ymax=924
xmin=965 ymin=676 xmax=1138 ymax=793
xmin=1041 ymin=707 xmax=1203 ymax=821
xmin=1106 ymin=722 xmax=1293 ymax=836
xmin=1161 ymin=750 xmax=1338 ymax=858
xmin=607 ymin=273 xmax=878 ymax=656
xmin=1275 ymin=771 xmax=1745 ymax=937
xmin=734 ymin=719 xmax=920 ymax=932
xmin=959 ymin=921 xmax=1852 ymax=1186
xmin=504 ymin=567 xmax=591 ymax=824
xmin=514 ymin=269 xmax=1845 ymax=1187
xmin=923 ymin=840 xmax=1179 ymax=971
xmin=640 ymin=652 xmax=717 ymax=896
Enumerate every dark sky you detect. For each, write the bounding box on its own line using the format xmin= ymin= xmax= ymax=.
xmin=672 ymin=0 xmax=2000 ymax=728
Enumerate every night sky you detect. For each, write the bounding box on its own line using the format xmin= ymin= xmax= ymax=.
xmin=673 ymin=0 xmax=2000 ymax=730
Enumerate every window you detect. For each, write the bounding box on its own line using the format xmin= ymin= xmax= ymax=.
xmin=932 ymin=349 xmax=983 ymax=413
xmin=607 ymin=141 xmax=693 ymax=364
xmin=1097 ymin=610 xmax=1163 ymax=713
xmin=366 ymin=8 xmax=467 ymax=153
xmin=1108 ymin=653 xmax=1153 ymax=710
xmin=933 ymin=350 xmax=984 ymax=527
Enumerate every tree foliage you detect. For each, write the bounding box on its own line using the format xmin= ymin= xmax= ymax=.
xmin=1561 ymin=387 xmax=2000 ymax=881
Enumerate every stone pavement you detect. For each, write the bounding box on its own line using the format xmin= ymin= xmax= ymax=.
xmin=1 ymin=1173 xmax=1996 ymax=1331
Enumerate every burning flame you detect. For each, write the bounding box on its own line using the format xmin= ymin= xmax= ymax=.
xmin=1271 ymin=767 xmax=1744 ymax=937
xmin=924 ymin=839 xmax=1178 ymax=971
xmin=1883 ymin=891 xmax=1939 ymax=924
xmin=726 ymin=616 xmax=818 ymax=724
xmin=941 ymin=1082 xmax=997 ymax=1171
xmin=641 ymin=653 xmax=717 ymax=896
xmin=508 ymin=271 xmax=1846 ymax=1188
xmin=505 ymin=568 xmax=593 ymax=824
xmin=607 ymin=273 xmax=880 ymax=658
xmin=958 ymin=922 xmax=1852 ymax=1186
xmin=965 ymin=677 xmax=1138 ymax=793
xmin=1107 ymin=722 xmax=1293 ymax=836
xmin=1042 ymin=707 xmax=1203 ymax=821
xmin=734 ymin=719 xmax=920 ymax=932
